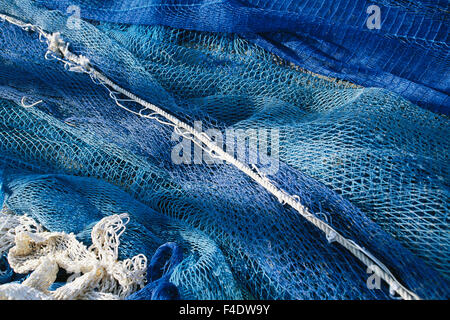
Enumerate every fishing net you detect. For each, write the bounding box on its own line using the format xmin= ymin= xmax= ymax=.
xmin=0 ymin=0 xmax=448 ymax=300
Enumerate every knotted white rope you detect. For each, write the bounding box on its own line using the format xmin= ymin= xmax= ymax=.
xmin=0 ymin=211 xmax=147 ymax=300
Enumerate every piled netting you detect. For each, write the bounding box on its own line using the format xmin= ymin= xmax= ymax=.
xmin=0 ymin=0 xmax=448 ymax=299
xmin=227 ymin=91 xmax=450 ymax=278
xmin=3 ymin=98 xmax=447 ymax=300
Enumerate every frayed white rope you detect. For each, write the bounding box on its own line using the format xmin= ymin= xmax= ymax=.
xmin=0 ymin=212 xmax=147 ymax=300
xmin=0 ymin=208 xmax=43 ymax=255
xmin=0 ymin=14 xmax=421 ymax=300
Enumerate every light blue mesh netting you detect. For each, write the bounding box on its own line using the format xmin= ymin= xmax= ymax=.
xmin=0 ymin=0 xmax=448 ymax=299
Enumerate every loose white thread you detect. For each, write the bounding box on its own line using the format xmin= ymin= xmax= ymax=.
xmin=21 ymin=96 xmax=43 ymax=108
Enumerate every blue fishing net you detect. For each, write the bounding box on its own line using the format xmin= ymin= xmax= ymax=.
xmin=0 ymin=0 xmax=448 ymax=300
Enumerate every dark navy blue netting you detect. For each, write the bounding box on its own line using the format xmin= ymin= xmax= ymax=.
xmin=0 ymin=253 xmax=13 ymax=284
xmin=34 ymin=0 xmax=450 ymax=115
xmin=0 ymin=0 xmax=448 ymax=300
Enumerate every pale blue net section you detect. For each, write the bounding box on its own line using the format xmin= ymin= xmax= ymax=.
xmin=0 ymin=0 xmax=448 ymax=299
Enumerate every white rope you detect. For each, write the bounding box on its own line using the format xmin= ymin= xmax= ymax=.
xmin=21 ymin=96 xmax=43 ymax=108
xmin=0 ymin=212 xmax=147 ymax=300
xmin=0 ymin=14 xmax=421 ymax=300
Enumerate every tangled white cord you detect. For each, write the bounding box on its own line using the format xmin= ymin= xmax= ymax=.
xmin=0 ymin=13 xmax=421 ymax=300
xmin=0 ymin=209 xmax=147 ymax=300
